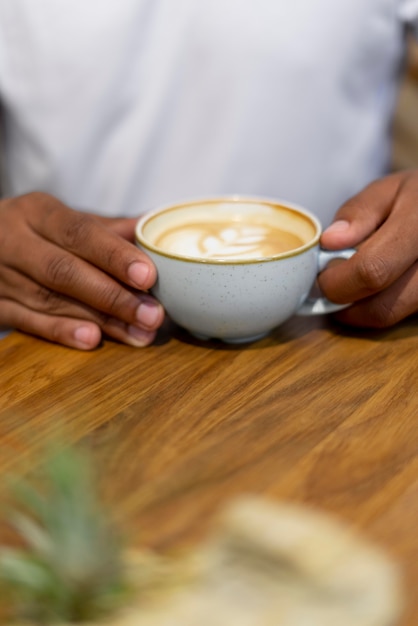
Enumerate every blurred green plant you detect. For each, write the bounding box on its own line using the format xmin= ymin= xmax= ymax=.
xmin=0 ymin=446 xmax=128 ymax=623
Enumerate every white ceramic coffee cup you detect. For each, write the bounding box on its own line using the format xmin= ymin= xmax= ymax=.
xmin=135 ymin=197 xmax=355 ymax=343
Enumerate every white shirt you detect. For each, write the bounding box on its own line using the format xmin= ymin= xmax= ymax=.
xmin=0 ymin=0 xmax=417 ymax=227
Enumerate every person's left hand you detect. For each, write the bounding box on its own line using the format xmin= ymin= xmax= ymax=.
xmin=318 ymin=170 xmax=418 ymax=328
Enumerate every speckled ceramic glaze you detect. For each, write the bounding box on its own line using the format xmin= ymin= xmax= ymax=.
xmin=135 ymin=198 xmax=355 ymax=343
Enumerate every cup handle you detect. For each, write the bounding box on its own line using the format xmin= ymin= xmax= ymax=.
xmin=297 ymin=248 xmax=356 ymax=316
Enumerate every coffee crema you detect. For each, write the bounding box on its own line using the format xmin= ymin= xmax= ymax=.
xmin=152 ymin=220 xmax=305 ymax=260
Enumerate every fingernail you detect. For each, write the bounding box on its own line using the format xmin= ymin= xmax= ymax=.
xmin=323 ymin=220 xmax=350 ymax=234
xmin=127 ymin=325 xmax=155 ymax=347
xmin=128 ymin=261 xmax=150 ymax=288
xmin=136 ymin=300 xmax=162 ymax=328
xmin=73 ymin=325 xmax=98 ymax=348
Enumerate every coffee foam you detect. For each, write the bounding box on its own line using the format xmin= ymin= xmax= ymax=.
xmin=153 ymin=221 xmax=304 ymax=259
xmin=140 ymin=201 xmax=318 ymax=261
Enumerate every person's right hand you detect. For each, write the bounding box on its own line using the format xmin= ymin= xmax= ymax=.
xmin=0 ymin=192 xmax=165 ymax=349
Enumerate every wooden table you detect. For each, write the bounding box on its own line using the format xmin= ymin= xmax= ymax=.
xmin=1 ymin=316 xmax=418 ymax=624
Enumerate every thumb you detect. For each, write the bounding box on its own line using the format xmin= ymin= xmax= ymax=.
xmin=320 ymin=173 xmax=404 ymax=250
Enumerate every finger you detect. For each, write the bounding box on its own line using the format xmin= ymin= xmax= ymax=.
xmin=0 ymin=264 xmax=163 ymax=339
xmin=25 ymin=193 xmax=155 ymax=290
xmin=7 ymin=233 xmax=164 ymax=330
xmin=318 ymin=174 xmax=418 ymax=303
xmin=320 ymin=173 xmax=404 ymax=250
xmin=0 ymin=298 xmax=102 ymax=350
xmin=333 ymin=261 xmax=418 ymax=328
xmin=0 ymin=293 xmax=158 ymax=349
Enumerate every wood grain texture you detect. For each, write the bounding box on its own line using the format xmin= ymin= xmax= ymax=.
xmin=1 ymin=316 xmax=418 ymax=624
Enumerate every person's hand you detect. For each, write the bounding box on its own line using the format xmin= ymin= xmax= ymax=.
xmin=318 ymin=171 xmax=418 ymax=328
xmin=0 ymin=192 xmax=165 ymax=349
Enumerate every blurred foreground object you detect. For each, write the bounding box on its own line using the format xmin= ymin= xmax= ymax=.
xmin=0 ymin=447 xmax=127 ymax=623
xmin=0 ymin=449 xmax=403 ymax=625
xmin=189 ymin=497 xmax=404 ymax=626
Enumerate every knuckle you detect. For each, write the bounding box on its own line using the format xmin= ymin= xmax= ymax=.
xmin=19 ymin=191 xmax=56 ymax=218
xmin=97 ymin=284 xmax=127 ymax=316
xmin=61 ymin=213 xmax=91 ymax=248
xmin=103 ymin=244 xmax=121 ymax=270
xmin=356 ymin=254 xmax=391 ymax=293
xmin=34 ymin=285 xmax=64 ymax=312
xmin=24 ymin=191 xmax=54 ymax=205
xmin=44 ymin=254 xmax=77 ymax=287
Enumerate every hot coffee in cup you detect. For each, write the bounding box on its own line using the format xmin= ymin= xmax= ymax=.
xmin=135 ymin=198 xmax=355 ymax=343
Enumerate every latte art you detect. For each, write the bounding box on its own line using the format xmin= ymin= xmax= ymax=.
xmin=153 ymin=221 xmax=305 ymax=259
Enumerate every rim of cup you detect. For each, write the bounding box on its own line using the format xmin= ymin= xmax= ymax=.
xmin=135 ymin=196 xmax=322 ymax=264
